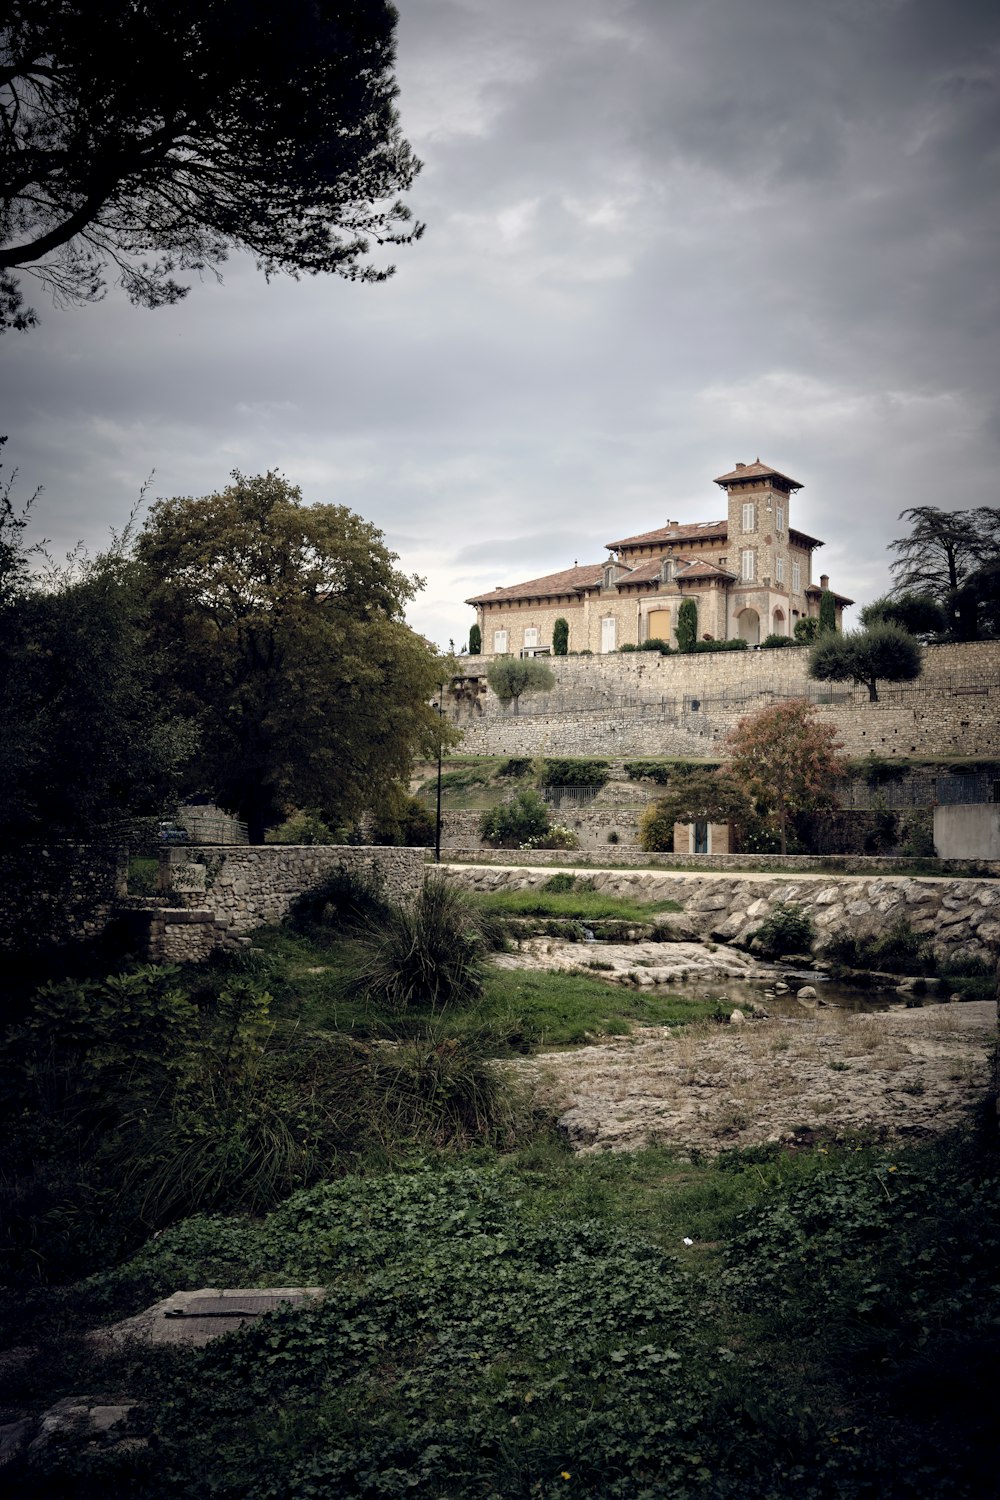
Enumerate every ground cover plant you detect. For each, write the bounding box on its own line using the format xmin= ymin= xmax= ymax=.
xmin=6 ymin=1123 xmax=999 ymax=1499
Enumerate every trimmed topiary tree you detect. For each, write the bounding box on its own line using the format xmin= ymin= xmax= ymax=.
xmin=468 ymin=623 xmax=481 ymax=655
xmin=808 ymin=624 xmax=923 ymax=703
xmin=794 ymin=617 xmax=819 ymax=644
xmin=552 ymin=617 xmax=569 ymax=655
xmin=485 ymin=658 xmax=555 ymax=715
xmin=676 ymin=598 xmax=698 ymax=653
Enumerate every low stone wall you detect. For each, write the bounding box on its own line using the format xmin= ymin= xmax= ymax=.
xmin=150 ymin=844 xmax=427 ymax=957
xmin=443 ymin=863 xmax=1000 ymax=965
xmin=444 ymin=847 xmax=999 ymax=876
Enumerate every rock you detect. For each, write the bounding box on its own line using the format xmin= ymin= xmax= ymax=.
xmin=729 ymin=1009 xmax=745 ymax=1025
xmin=796 ymin=985 xmax=818 ymax=1000
xmin=774 ymin=982 xmax=789 ymax=994
xmin=0 ymin=1418 xmax=32 ymax=1467
xmin=27 ymin=1398 xmax=136 ymax=1456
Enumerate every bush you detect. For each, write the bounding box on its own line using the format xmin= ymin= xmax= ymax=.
xmin=369 ymin=795 xmax=435 ymax=847
xmin=479 ymin=789 xmax=550 ymax=847
xmin=288 ymin=866 xmax=391 ymax=933
xmin=521 ymin=822 xmax=578 ymax=851
xmin=751 ymin=902 xmax=815 ymax=955
xmin=639 ymin=636 xmax=674 ymax=653
xmin=497 ymin=756 xmax=533 ymax=778
xmin=690 ymin=637 xmax=748 ymax=653
xmin=542 ymin=757 xmax=610 ymax=789
xmin=639 ymin=801 xmax=675 ymax=852
xmin=824 ymin=917 xmax=934 ymax=974
xmin=552 ymin=616 xmax=569 ymax=655
xmin=353 ymin=878 xmax=488 ymax=1012
xmin=760 ymin=633 xmax=796 ymax=649
xmin=794 ymin=617 xmax=819 ymax=644
xmin=266 ymin=808 xmax=338 ymax=843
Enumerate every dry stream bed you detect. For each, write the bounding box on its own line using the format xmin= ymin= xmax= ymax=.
xmin=500 ymin=936 xmax=996 ymax=1153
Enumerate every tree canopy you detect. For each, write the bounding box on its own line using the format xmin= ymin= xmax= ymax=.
xmin=136 ymin=472 xmax=453 ymax=842
xmin=727 ymin=701 xmax=845 ymax=856
xmin=808 ymin=624 xmax=923 ymax=703
xmin=859 ymin=592 xmax=948 ymax=640
xmin=639 ymin=768 xmax=752 ymax=853
xmin=0 ymin=0 xmax=421 ymax=330
xmin=888 ymin=506 xmax=1000 ymax=637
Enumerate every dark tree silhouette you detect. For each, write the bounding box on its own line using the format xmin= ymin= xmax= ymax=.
xmin=0 ymin=0 xmax=421 ymax=330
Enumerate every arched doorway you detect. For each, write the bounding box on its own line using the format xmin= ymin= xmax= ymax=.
xmin=771 ymin=607 xmax=786 ymax=638
xmin=737 ymin=608 xmax=760 ymax=646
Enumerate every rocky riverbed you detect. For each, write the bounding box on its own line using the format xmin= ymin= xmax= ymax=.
xmin=523 ymin=1000 xmax=995 ymax=1155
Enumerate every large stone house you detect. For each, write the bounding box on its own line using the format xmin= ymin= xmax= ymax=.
xmin=466 ymin=460 xmax=852 ymax=654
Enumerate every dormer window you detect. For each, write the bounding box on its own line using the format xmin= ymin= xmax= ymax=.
xmin=660 ymin=556 xmax=676 ymax=584
xmin=603 ymin=563 xmax=618 ymax=589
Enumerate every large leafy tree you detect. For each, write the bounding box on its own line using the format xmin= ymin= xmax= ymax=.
xmin=859 ymin=592 xmax=948 ymax=640
xmin=136 ymin=472 xmax=452 ymax=843
xmin=0 ymin=0 xmax=421 ymax=331
xmin=727 ymin=701 xmax=845 ymax=856
xmin=888 ymin=506 xmax=1000 ymax=638
xmin=808 ymin=624 xmax=922 ymax=704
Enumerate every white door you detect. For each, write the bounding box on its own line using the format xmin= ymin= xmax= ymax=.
xmin=493 ymin=629 xmax=508 ymax=654
xmin=601 ymin=616 xmax=616 ymax=653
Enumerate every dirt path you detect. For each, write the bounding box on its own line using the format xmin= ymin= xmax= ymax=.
xmin=524 ymin=1001 xmax=995 ymax=1154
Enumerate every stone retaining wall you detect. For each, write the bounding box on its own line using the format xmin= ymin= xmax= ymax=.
xmin=150 ymin=844 xmax=427 ymax=958
xmin=450 ymin=640 xmax=1000 ymax=759
xmin=443 ymin=863 xmax=1000 ymax=965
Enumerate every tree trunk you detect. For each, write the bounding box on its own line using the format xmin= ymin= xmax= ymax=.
xmin=868 ymin=678 xmax=879 ymax=702
xmin=778 ymin=808 xmax=787 ymax=856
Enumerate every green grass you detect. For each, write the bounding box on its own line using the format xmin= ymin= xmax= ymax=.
xmin=474 ymin=888 xmax=684 ymax=920
xmin=252 ymin=927 xmax=722 ymax=1047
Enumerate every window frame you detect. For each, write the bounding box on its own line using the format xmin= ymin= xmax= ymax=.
xmin=741 ymin=548 xmax=756 ymax=582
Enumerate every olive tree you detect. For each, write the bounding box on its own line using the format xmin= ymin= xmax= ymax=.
xmin=808 ymin=624 xmax=922 ymax=704
xmin=485 ymin=658 xmax=555 ymax=715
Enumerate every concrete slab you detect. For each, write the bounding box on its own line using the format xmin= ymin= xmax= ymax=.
xmin=92 ymin=1287 xmax=325 ymax=1350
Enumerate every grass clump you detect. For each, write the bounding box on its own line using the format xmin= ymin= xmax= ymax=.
xmin=352 ymin=877 xmax=490 ymax=1013
xmin=825 ymin=916 xmax=934 ymax=975
xmin=750 ymin=900 xmax=815 ymax=956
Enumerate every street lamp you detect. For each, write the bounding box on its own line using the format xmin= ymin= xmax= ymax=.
xmin=434 ymin=686 xmax=444 ymax=864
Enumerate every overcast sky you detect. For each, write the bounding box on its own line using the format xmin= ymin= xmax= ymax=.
xmin=2 ymin=0 xmax=998 ymax=648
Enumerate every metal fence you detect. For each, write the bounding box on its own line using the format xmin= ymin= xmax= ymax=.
xmin=839 ymin=773 xmax=1000 ymax=809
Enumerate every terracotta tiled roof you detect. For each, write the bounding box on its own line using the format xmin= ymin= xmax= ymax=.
xmin=714 ymin=459 xmax=803 ymax=490
xmin=788 ymin=527 xmax=823 ymax=550
xmin=675 ymin=559 xmax=737 ymax=581
xmin=805 ymin=584 xmax=854 ymax=605
xmin=606 ymin=518 xmax=729 ymax=550
xmin=465 ymin=562 xmax=604 ymax=606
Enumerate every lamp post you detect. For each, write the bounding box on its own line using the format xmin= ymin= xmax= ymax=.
xmin=434 ymin=686 xmax=444 ymax=864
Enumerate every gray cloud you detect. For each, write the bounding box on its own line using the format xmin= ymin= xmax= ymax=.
xmin=1 ymin=0 xmax=997 ymax=649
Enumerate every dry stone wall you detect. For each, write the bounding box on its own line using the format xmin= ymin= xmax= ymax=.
xmin=450 ymin=640 xmax=1000 ymax=759
xmin=444 ymin=864 xmax=1000 ymax=966
xmin=153 ymin=845 xmax=426 ymax=958
xmin=0 ymin=845 xmax=127 ymax=955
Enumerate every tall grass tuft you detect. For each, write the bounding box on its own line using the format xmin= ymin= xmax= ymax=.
xmin=353 ymin=878 xmax=489 ymax=1013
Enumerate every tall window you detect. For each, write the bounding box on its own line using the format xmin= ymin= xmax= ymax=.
xmin=741 ymin=548 xmax=755 ymax=581
xmin=776 ymin=557 xmax=784 ymax=585
xmin=741 ymin=502 xmax=755 ymax=532
xmin=524 ymin=627 xmax=539 ymax=649
xmin=792 ymin=561 xmax=801 ymax=593
xmin=493 ymin=629 xmax=508 ymax=654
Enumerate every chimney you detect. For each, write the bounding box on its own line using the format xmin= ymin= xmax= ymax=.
xmin=820 ymin=574 xmax=829 ymax=589
xmin=735 ymin=462 xmax=745 ymax=470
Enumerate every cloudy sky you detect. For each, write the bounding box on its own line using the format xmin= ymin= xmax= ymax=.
xmin=2 ymin=0 xmax=998 ymax=648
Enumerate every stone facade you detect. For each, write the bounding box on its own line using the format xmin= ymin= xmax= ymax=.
xmin=466 ymin=460 xmax=851 ymax=655
xmin=444 ymin=865 xmax=1000 ymax=967
xmin=447 ymin=640 xmax=1000 ymax=760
